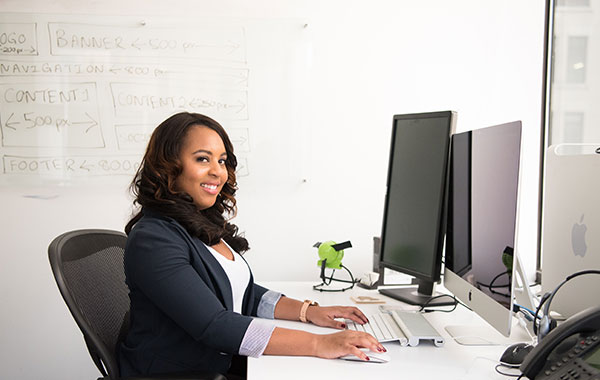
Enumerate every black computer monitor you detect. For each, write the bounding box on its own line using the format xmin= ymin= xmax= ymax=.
xmin=378 ymin=111 xmax=455 ymax=306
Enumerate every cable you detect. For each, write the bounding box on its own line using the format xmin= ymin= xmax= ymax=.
xmin=532 ymin=291 xmax=551 ymax=335
xmin=494 ymin=363 xmax=523 ymax=378
xmin=533 ymin=269 xmax=600 ymax=336
xmin=513 ymin=303 xmax=540 ymax=323
xmin=513 ymin=303 xmax=537 ymax=318
xmin=517 ymin=309 xmax=533 ymax=322
xmin=488 ymin=271 xmax=511 ymax=288
xmin=477 ymin=270 xmax=511 ymax=297
xmin=454 ymin=297 xmax=473 ymax=311
xmin=419 ymin=294 xmax=459 ymax=313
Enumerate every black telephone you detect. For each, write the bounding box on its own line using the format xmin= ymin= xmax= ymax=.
xmin=520 ymin=305 xmax=600 ymax=379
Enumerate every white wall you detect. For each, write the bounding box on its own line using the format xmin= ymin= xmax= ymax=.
xmin=0 ymin=1 xmax=546 ymax=379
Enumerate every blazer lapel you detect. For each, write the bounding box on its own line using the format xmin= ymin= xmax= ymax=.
xmin=189 ymin=238 xmax=234 ymax=311
xmin=141 ymin=208 xmax=234 ymax=311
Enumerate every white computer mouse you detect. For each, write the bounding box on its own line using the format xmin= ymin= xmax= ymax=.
xmin=339 ymin=348 xmax=390 ymax=363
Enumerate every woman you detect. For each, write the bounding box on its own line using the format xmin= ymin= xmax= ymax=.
xmin=119 ymin=112 xmax=383 ymax=378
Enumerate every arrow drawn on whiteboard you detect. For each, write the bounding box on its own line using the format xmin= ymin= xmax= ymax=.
xmin=79 ymin=160 xmax=93 ymax=171
xmin=234 ymin=74 xmax=249 ymax=86
xmin=231 ymin=136 xmax=247 ymax=146
xmin=182 ymin=41 xmax=240 ymax=54
xmin=225 ymin=100 xmax=246 ymax=114
xmin=71 ymin=112 xmax=99 ymax=133
xmin=225 ymin=40 xmax=241 ymax=55
xmin=130 ymin=38 xmax=146 ymax=50
xmin=23 ymin=194 xmax=59 ymax=200
xmin=4 ymin=113 xmax=19 ymax=130
xmin=187 ymin=98 xmax=207 ymax=109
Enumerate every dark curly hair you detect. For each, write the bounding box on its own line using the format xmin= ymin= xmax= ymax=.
xmin=125 ymin=112 xmax=249 ymax=253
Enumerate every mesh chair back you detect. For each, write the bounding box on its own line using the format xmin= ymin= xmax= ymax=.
xmin=48 ymin=229 xmax=129 ymax=379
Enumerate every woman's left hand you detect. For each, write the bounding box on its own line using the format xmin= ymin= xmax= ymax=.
xmin=305 ymin=305 xmax=369 ymax=329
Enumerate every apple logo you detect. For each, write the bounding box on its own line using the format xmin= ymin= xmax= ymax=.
xmin=571 ymin=214 xmax=587 ymax=257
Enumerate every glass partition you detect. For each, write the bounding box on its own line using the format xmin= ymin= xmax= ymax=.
xmin=547 ymin=0 xmax=599 ymax=144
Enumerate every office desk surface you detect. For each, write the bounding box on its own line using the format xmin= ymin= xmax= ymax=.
xmin=248 ymin=282 xmax=532 ymax=380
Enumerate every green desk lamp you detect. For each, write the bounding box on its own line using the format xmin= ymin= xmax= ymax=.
xmin=312 ymin=240 xmax=356 ymax=292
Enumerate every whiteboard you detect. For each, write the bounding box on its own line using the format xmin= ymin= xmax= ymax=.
xmin=0 ymin=13 xmax=309 ymax=183
xmin=0 ymin=3 xmax=547 ymax=380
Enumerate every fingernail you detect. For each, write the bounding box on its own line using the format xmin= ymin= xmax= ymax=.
xmin=378 ymin=347 xmax=384 ymax=352
xmin=365 ymin=356 xmax=370 ymax=361
xmin=341 ymin=323 xmax=346 ymax=328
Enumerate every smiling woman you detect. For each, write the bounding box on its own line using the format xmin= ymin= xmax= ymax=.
xmin=175 ymin=126 xmax=229 ymax=211
xmin=120 ymin=112 xmax=384 ymax=379
xmin=125 ymin=112 xmax=246 ymax=251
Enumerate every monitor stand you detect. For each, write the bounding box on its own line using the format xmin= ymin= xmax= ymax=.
xmin=444 ymin=325 xmax=514 ymax=346
xmin=511 ymin=248 xmax=537 ymax=338
xmin=378 ymin=278 xmax=455 ymax=307
xmin=445 ymin=250 xmax=537 ymax=345
xmin=445 ymin=315 xmax=532 ymax=346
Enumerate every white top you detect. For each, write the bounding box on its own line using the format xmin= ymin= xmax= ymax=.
xmin=205 ymin=241 xmax=251 ymax=314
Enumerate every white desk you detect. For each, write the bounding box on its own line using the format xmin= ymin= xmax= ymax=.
xmin=248 ymin=282 xmax=532 ymax=380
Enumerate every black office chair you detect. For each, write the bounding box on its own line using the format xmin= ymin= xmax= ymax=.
xmin=48 ymin=229 xmax=226 ymax=380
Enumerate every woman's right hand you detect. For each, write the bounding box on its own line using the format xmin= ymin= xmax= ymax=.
xmin=314 ymin=330 xmax=386 ymax=361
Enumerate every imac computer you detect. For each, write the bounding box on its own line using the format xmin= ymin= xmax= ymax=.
xmin=541 ymin=144 xmax=600 ymax=319
xmin=378 ymin=111 xmax=456 ymax=307
xmin=443 ymin=120 xmax=526 ymax=344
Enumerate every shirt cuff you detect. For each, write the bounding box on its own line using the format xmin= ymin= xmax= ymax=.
xmin=257 ymin=290 xmax=283 ymax=319
xmin=238 ymin=319 xmax=276 ymax=358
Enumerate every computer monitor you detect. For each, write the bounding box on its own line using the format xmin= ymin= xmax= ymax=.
xmin=443 ymin=121 xmax=522 ymax=343
xmin=541 ymin=144 xmax=600 ymax=319
xmin=378 ymin=111 xmax=456 ymax=307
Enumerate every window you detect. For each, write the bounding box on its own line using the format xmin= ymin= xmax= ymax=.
xmin=566 ymin=36 xmax=587 ymax=84
xmin=561 ymin=112 xmax=584 ymax=143
xmin=546 ymin=1 xmax=597 ymax=144
xmin=556 ymin=0 xmax=590 ymax=7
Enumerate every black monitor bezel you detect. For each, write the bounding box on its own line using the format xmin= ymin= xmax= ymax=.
xmin=378 ymin=111 xmax=454 ymax=283
xmin=445 ymin=131 xmax=473 ymax=278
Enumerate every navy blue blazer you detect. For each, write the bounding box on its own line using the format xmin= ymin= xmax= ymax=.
xmin=119 ymin=209 xmax=269 ymax=376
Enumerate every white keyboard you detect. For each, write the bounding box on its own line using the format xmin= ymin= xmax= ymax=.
xmin=346 ymin=311 xmax=407 ymax=344
xmin=346 ymin=310 xmax=445 ymax=347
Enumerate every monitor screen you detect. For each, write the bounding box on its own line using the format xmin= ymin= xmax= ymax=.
xmin=378 ymin=111 xmax=455 ymax=306
xmin=444 ymin=121 xmax=522 ymax=339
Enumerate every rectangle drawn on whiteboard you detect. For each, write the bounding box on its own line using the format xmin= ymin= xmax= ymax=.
xmin=0 ymin=22 xmax=38 ymax=56
xmin=236 ymin=157 xmax=249 ymax=177
xmin=3 ymin=154 xmax=139 ymax=177
xmin=110 ymin=82 xmax=248 ymax=121
xmin=0 ymin=59 xmax=249 ymax=88
xmin=0 ymin=82 xmax=103 ymax=148
xmin=227 ymin=128 xmax=250 ymax=152
xmin=115 ymin=124 xmax=153 ymax=151
xmin=47 ymin=23 xmax=246 ymax=63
